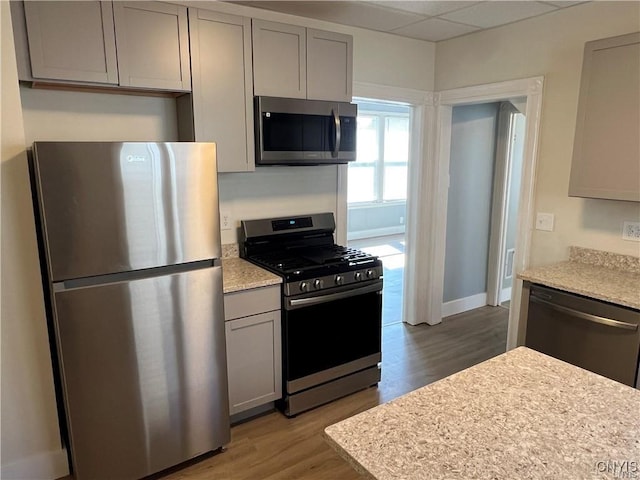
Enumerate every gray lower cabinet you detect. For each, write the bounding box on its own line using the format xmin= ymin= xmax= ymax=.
xmin=178 ymin=9 xmax=255 ymax=172
xmin=13 ymin=0 xmax=190 ymax=92
xmin=224 ymin=286 xmax=282 ymax=415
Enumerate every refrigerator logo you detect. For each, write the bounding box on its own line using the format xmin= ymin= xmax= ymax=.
xmin=126 ymin=155 xmax=147 ymax=163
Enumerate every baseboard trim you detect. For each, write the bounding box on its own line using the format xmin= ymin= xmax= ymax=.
xmin=442 ymin=293 xmax=487 ymax=318
xmin=347 ymin=226 xmax=405 ymax=241
xmin=1 ymin=448 xmax=68 ymax=480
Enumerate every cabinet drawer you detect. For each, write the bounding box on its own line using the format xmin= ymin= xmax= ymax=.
xmin=224 ymin=285 xmax=280 ymax=320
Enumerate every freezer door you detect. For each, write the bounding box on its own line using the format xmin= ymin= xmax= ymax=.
xmin=32 ymin=142 xmax=221 ymax=281
xmin=53 ymin=266 xmax=229 ymax=480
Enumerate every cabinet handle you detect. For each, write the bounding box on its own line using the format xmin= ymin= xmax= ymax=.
xmin=530 ymin=296 xmax=638 ymax=331
xmin=332 ymin=108 xmax=341 ymax=158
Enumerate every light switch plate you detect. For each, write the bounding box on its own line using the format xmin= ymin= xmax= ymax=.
xmin=535 ymin=213 xmax=554 ymax=232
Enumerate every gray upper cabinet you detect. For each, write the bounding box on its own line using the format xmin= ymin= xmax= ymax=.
xmin=252 ymin=20 xmax=353 ymax=101
xmin=183 ymin=9 xmax=254 ymax=172
xmin=252 ymin=19 xmax=307 ymax=99
xmin=569 ymin=32 xmax=640 ymax=202
xmin=15 ymin=0 xmax=190 ymax=92
xmin=113 ymin=2 xmax=190 ymax=92
xmin=22 ymin=1 xmax=118 ymax=84
xmin=307 ymin=28 xmax=353 ymax=102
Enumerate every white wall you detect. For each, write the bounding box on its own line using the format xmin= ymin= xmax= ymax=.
xmin=435 ymin=1 xmax=640 ymax=266
xmin=1 ymin=3 xmax=435 ymax=478
xmin=20 ymin=88 xmax=178 ymax=144
xmin=0 ymin=3 xmax=69 ymax=479
xmin=218 ymin=166 xmax=340 ymax=244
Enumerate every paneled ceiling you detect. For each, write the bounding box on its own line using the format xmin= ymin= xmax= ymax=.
xmin=227 ymin=1 xmax=587 ymax=42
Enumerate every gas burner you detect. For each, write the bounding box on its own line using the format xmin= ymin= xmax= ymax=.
xmin=240 ymin=213 xmax=383 ymax=295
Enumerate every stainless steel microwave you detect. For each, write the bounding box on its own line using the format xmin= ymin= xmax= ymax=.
xmin=255 ymin=96 xmax=357 ymax=166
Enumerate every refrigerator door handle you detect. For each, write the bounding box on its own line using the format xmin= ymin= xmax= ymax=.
xmin=53 ymin=259 xmax=221 ymax=292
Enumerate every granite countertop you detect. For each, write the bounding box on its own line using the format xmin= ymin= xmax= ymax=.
xmin=518 ymin=246 xmax=640 ymax=310
xmin=324 ymin=347 xmax=640 ymax=480
xmin=221 ymin=244 xmax=281 ymax=294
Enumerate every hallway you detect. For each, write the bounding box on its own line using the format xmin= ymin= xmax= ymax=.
xmin=349 ymin=234 xmax=405 ymax=326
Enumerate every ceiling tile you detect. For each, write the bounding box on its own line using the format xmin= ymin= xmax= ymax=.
xmin=372 ymin=1 xmax=481 ymax=17
xmin=238 ymin=1 xmax=424 ymax=31
xmin=391 ymin=16 xmax=481 ymax=41
xmin=440 ymin=1 xmax=559 ymax=28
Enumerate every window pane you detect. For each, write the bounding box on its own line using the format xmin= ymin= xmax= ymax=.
xmin=384 ymin=166 xmax=407 ymax=201
xmin=355 ymin=115 xmax=378 ymax=164
xmin=384 ymin=117 xmax=409 ymax=164
xmin=348 ymin=166 xmax=375 ymax=203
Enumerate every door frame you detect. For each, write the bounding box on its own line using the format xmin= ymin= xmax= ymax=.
xmin=423 ymin=76 xmax=544 ymax=350
xmin=336 ymin=81 xmax=433 ymax=328
xmin=487 ymin=101 xmax=520 ymax=307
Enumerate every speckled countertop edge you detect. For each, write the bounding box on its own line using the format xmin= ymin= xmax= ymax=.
xmin=570 ymin=246 xmax=640 ymax=273
xmin=221 ymin=244 xmax=281 ymax=294
xmin=324 ymin=347 xmax=640 ymax=480
xmin=518 ymin=247 xmax=640 ymax=310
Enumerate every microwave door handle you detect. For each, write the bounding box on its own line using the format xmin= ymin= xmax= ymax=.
xmin=332 ymin=109 xmax=341 ymax=158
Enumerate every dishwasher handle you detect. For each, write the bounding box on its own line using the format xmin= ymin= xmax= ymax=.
xmin=530 ymin=295 xmax=639 ymax=331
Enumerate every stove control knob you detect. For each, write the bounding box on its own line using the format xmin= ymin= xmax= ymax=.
xmin=335 ymin=275 xmax=343 ymax=285
xmin=366 ymin=269 xmax=376 ymax=279
xmin=299 ymin=281 xmax=309 ymax=292
xmin=313 ymin=279 xmax=323 ymax=290
xmin=354 ymin=272 xmax=363 ymax=281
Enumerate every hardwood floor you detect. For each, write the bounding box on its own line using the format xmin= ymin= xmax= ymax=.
xmin=159 ymin=306 xmax=508 ymax=480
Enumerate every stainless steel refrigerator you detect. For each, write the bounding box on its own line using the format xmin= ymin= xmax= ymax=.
xmin=30 ymin=142 xmax=230 ymax=480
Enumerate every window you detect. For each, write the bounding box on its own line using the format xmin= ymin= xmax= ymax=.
xmin=348 ymin=99 xmax=410 ymax=204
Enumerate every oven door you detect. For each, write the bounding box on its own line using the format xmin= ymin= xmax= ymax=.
xmin=282 ymin=280 xmax=382 ymax=394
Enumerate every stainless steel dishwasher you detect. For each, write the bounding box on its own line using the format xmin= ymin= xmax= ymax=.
xmin=524 ymin=282 xmax=640 ymax=388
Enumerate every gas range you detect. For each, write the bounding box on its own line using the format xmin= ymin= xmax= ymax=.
xmin=240 ymin=213 xmax=383 ymax=296
xmin=240 ymin=212 xmax=383 ymax=417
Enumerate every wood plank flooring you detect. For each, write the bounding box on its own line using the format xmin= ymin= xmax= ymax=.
xmin=158 ymin=305 xmax=508 ymax=480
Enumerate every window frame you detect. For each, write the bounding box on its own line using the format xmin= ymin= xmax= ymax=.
xmin=348 ymin=100 xmax=411 ymax=206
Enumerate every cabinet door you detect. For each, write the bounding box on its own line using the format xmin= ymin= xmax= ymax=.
xmin=23 ymin=1 xmax=118 ymax=84
xmin=225 ymin=310 xmax=282 ymax=415
xmin=252 ymin=19 xmax=306 ymax=99
xmin=113 ymin=2 xmax=191 ymax=91
xmin=569 ymin=32 xmax=640 ymax=202
xmin=189 ymin=9 xmax=255 ymax=172
xmin=307 ymin=29 xmax=353 ymax=102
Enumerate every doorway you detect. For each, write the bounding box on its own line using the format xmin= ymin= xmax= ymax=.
xmin=346 ymin=98 xmax=411 ymax=326
xmin=442 ymin=100 xmax=526 ymax=318
xmin=487 ymin=102 xmax=526 ymax=310
xmin=415 ymin=76 xmax=543 ymax=352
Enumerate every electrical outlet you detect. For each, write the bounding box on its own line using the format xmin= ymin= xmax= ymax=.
xmin=221 ymin=212 xmax=232 ymax=231
xmin=622 ymin=221 xmax=640 ymax=241
xmin=399 ymin=216 xmax=404 ymax=225
xmin=535 ymin=212 xmax=554 ymax=232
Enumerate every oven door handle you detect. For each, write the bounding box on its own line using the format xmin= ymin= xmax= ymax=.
xmin=286 ymin=280 xmax=382 ymax=310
